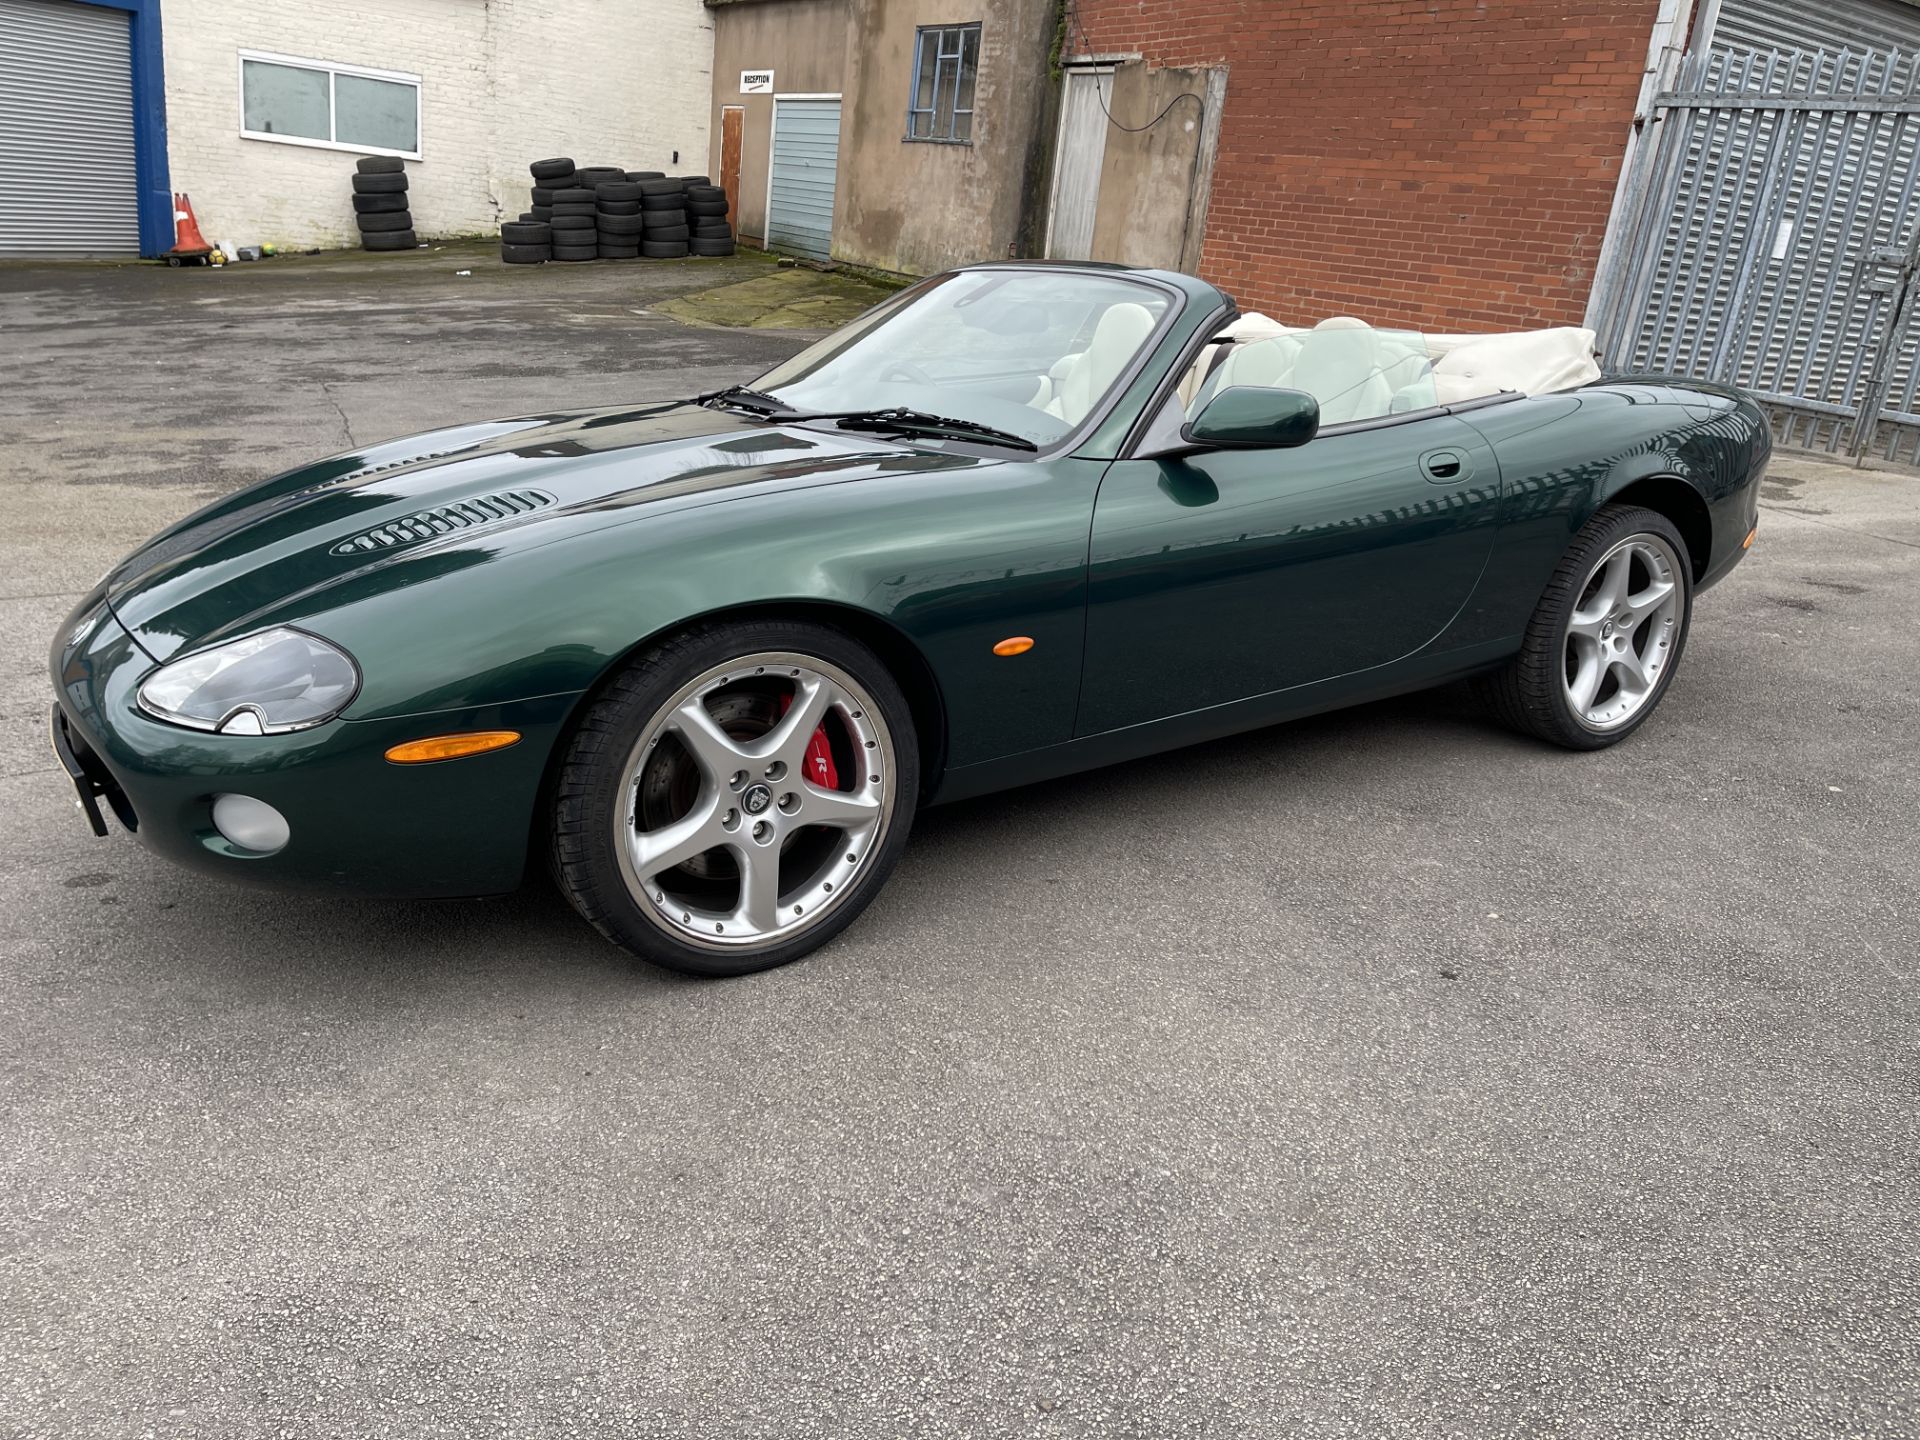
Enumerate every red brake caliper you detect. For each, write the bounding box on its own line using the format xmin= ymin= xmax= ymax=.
xmin=778 ymin=692 xmax=840 ymax=790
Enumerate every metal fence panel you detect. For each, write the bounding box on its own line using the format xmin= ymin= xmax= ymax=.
xmin=1593 ymin=43 xmax=1920 ymax=460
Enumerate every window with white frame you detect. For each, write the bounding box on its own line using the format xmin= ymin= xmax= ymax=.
xmin=906 ymin=24 xmax=980 ymax=143
xmin=239 ymin=51 xmax=421 ymax=158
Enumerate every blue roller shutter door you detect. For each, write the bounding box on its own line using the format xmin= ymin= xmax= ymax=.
xmin=768 ymin=97 xmax=840 ymax=262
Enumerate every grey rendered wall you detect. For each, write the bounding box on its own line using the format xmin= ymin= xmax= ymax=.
xmin=1085 ymin=61 xmax=1225 ymax=273
xmin=834 ymin=0 xmax=1057 ymax=274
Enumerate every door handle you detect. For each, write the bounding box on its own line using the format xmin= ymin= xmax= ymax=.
xmin=1421 ymin=449 xmax=1467 ymax=483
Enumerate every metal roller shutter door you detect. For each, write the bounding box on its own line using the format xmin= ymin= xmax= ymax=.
xmin=767 ymin=98 xmax=841 ymax=262
xmin=0 ymin=0 xmax=140 ymax=257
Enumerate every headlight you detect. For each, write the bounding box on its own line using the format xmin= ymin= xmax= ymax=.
xmin=136 ymin=628 xmax=360 ymax=735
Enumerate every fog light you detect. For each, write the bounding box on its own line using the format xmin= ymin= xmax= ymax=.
xmin=210 ymin=794 xmax=289 ymax=855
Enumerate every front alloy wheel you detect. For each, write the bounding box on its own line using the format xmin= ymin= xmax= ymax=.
xmin=552 ymin=622 xmax=918 ymax=975
xmin=619 ymin=653 xmax=893 ymax=949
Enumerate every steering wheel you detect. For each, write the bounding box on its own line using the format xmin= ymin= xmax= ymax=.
xmin=878 ymin=360 xmax=935 ymax=386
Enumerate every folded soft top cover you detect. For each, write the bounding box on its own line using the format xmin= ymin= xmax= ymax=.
xmin=1183 ymin=314 xmax=1602 ymax=425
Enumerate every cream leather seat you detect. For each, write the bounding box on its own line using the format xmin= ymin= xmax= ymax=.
xmin=1030 ymin=302 xmax=1158 ymax=424
xmin=1205 ymin=317 xmax=1434 ymax=424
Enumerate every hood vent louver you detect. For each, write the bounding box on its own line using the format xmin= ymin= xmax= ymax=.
xmin=329 ymin=489 xmax=557 ymax=557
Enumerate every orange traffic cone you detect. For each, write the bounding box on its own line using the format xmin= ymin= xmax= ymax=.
xmin=165 ymin=193 xmax=213 ymax=266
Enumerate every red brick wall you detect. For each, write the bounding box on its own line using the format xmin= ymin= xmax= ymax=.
xmin=1068 ymin=0 xmax=1657 ymax=330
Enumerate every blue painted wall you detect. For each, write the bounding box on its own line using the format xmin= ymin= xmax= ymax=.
xmin=73 ymin=0 xmax=170 ymax=255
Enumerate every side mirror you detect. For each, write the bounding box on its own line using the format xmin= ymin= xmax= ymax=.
xmin=1184 ymin=386 xmax=1319 ymax=449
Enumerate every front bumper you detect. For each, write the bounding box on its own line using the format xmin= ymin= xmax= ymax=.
xmin=49 ymin=591 xmax=575 ymax=898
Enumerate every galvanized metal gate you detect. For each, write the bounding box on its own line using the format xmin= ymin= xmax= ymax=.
xmin=1590 ymin=44 xmax=1920 ymax=462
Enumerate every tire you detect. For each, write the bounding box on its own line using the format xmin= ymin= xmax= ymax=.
xmin=596 ymin=199 xmax=641 ymax=216
xmin=693 ymin=222 xmax=734 ymax=238
xmin=531 ymin=187 xmax=557 ymax=206
xmin=677 ymin=174 xmax=712 ymax=188
xmin=530 ymin=206 xmax=554 ymax=222
xmin=362 ymin=229 xmax=418 ymax=251
xmin=548 ymin=214 xmax=596 ymax=232
xmin=640 ymin=240 xmax=690 ymax=258
xmin=551 ymin=202 xmax=598 ymax=217
xmin=552 ymin=187 xmax=596 ymax=205
xmin=352 ymin=192 xmax=409 ymax=214
xmin=639 ymin=178 xmax=683 ymax=196
xmin=357 ymin=210 xmax=415 ymax=232
xmin=597 ymin=181 xmax=644 ymax=203
xmin=640 ymin=196 xmax=687 ymax=213
xmin=597 ymin=212 xmax=644 ymax=236
xmin=351 ymin=172 xmax=408 ymax=194
xmin=552 ymin=245 xmax=598 ymax=262
xmin=685 ymin=185 xmax=726 ymax=202
xmin=686 ymin=199 xmax=729 ymax=217
xmin=642 ymin=209 xmax=688 ymax=229
xmin=627 ymin=170 xmax=666 ymax=182
xmin=530 ymin=156 xmax=575 ymax=181
xmin=550 ymin=619 xmax=919 ymax=977
xmin=501 ymin=243 xmax=551 ymax=265
xmin=575 ymin=168 xmax=625 ymax=188
xmin=646 ymin=224 xmax=690 ymax=242
xmin=1475 ymin=504 xmax=1693 ymax=750
xmin=501 ymin=221 xmax=551 ymax=244
xmin=598 ymin=245 xmax=641 ymax=260
xmin=355 ymin=155 xmax=405 ymax=174
xmin=690 ymin=237 xmax=737 ymax=256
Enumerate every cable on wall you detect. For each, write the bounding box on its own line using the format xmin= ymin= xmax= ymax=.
xmin=1060 ymin=0 xmax=1206 ymax=133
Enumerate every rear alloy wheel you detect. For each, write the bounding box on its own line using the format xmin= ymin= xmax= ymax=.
xmin=1477 ymin=504 xmax=1693 ymax=749
xmin=552 ymin=623 xmax=918 ymax=975
xmin=1561 ymin=532 xmax=1685 ymax=733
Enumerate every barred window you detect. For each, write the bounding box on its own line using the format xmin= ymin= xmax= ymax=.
xmin=906 ymin=24 xmax=980 ymax=143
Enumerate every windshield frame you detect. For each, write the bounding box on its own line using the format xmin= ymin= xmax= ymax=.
xmin=740 ymin=263 xmax=1192 ymax=460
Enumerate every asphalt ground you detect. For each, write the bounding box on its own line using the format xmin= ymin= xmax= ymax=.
xmin=1 ymin=245 xmax=1916 ymax=1439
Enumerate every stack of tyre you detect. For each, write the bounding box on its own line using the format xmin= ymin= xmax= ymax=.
xmin=517 ymin=158 xmax=587 ymax=262
xmin=499 ymin=214 xmax=551 ymax=265
xmin=352 ymin=158 xmax=414 ymax=252
xmin=638 ymin=177 xmax=691 ymax=259
xmin=504 ymin=160 xmax=736 ymax=265
xmin=683 ymin=177 xmax=737 ymax=257
xmin=590 ymin=172 xmax=646 ymax=260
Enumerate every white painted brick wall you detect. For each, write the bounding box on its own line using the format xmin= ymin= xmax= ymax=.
xmin=161 ymin=0 xmax=714 ymax=249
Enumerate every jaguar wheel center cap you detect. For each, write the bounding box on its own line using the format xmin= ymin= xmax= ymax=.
xmin=742 ymin=783 xmax=773 ymax=816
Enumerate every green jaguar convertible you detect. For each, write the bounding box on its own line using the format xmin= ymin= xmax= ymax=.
xmin=50 ymin=262 xmax=1768 ymax=975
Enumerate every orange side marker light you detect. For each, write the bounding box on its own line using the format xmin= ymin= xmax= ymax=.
xmin=992 ymin=636 xmax=1035 ymax=657
xmin=385 ymin=730 xmax=522 ymax=764
xmin=1743 ymin=525 xmax=1758 ymax=550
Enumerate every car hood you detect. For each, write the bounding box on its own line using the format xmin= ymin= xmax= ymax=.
xmin=105 ymin=402 xmax=982 ymax=660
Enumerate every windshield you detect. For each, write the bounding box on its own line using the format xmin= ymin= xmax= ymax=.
xmin=745 ymin=269 xmax=1174 ymax=447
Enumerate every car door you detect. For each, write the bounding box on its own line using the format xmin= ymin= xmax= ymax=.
xmin=1076 ymin=412 xmax=1502 ymax=736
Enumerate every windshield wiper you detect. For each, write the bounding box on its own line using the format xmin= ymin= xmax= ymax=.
xmin=820 ymin=408 xmax=1039 ymax=452
xmin=696 ymin=393 xmax=1039 ymax=452
xmin=694 ymin=385 xmax=796 ymax=416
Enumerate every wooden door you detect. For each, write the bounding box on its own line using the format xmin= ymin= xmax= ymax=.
xmin=720 ymin=105 xmax=744 ymax=231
